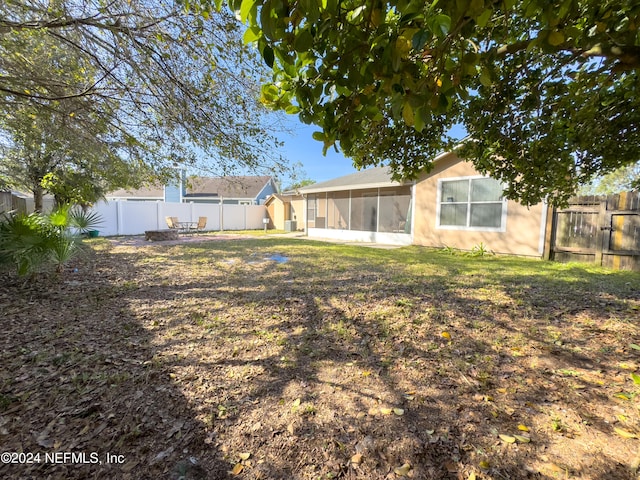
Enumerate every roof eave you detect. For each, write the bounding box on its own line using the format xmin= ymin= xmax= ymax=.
xmin=300 ymin=180 xmax=410 ymax=194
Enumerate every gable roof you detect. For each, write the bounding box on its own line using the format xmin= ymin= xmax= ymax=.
xmin=298 ymin=150 xmax=462 ymax=194
xmin=185 ymin=176 xmax=273 ymax=199
xmin=298 ymin=166 xmax=409 ymax=194
xmin=107 ymin=175 xmax=275 ymax=200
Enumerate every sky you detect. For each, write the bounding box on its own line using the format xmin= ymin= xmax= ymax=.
xmin=277 ymin=115 xmax=469 ymax=186
xmin=277 ymin=116 xmax=358 ymax=184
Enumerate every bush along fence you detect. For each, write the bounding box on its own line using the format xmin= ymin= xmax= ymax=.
xmin=89 ymin=200 xmax=267 ymax=236
xmin=544 ymin=191 xmax=640 ymax=271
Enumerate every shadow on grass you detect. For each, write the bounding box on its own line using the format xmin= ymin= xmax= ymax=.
xmin=3 ymin=237 xmax=637 ymax=479
xmin=102 ymin=238 xmax=639 ymax=479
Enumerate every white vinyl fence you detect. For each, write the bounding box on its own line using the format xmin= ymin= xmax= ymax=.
xmin=90 ymin=200 xmax=267 ymax=236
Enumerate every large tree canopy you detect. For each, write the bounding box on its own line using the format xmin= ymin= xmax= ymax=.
xmin=0 ymin=0 xmax=288 ymax=203
xmin=234 ymin=0 xmax=640 ymax=205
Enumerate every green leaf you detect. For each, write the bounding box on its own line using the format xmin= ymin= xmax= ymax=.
xmin=631 ymin=372 xmax=640 ymax=385
xmin=547 ymin=30 xmax=565 ymax=46
xmin=412 ymin=29 xmax=431 ymax=51
xmin=479 ymin=67 xmax=492 ymax=87
xmin=239 ymin=0 xmax=256 ymax=23
xmin=476 ymin=9 xmax=492 ymax=28
xmin=294 ymin=29 xmax=314 ymax=52
xmin=414 ymin=106 xmax=426 ymax=132
xmin=402 ymin=102 xmax=414 ymax=126
xmin=429 ymin=14 xmax=451 ymax=37
xmin=243 ymin=26 xmax=261 ymax=43
xmin=262 ymin=45 xmax=275 ymax=67
xmin=312 ymin=131 xmax=325 ymax=141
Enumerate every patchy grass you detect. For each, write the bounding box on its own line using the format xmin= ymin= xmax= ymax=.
xmin=1 ymin=237 xmax=639 ymax=479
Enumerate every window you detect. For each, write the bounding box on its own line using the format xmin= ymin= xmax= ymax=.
xmin=438 ymin=177 xmax=505 ymax=230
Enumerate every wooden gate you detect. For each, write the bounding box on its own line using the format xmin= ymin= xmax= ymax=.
xmin=546 ymin=192 xmax=640 ymax=271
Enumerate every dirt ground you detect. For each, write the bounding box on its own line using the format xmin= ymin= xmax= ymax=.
xmin=1 ymin=236 xmax=639 ymax=479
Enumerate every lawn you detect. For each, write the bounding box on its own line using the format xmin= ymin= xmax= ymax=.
xmin=1 ymin=236 xmax=639 ymax=479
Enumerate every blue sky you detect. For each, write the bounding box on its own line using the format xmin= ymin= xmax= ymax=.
xmin=278 ymin=117 xmax=358 ymax=184
xmin=278 ymin=115 xmax=468 ymax=185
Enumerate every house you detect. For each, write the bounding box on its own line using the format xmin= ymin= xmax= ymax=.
xmin=264 ymin=191 xmax=305 ymax=231
xmin=298 ymin=151 xmax=548 ymax=257
xmin=107 ymin=174 xmax=278 ymax=205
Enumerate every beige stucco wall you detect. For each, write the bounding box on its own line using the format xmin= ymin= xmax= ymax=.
xmin=266 ymin=195 xmax=304 ymax=230
xmin=413 ymin=153 xmax=546 ymax=257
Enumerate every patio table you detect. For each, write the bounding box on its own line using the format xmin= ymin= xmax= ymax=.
xmin=176 ymin=221 xmax=197 ymax=233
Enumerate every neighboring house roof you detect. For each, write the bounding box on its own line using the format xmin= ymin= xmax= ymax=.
xmin=107 ymin=185 xmax=164 ymax=199
xmin=107 ymin=175 xmax=275 ymax=200
xmin=298 ymin=166 xmax=409 ymax=194
xmin=184 ymin=176 xmax=273 ymax=199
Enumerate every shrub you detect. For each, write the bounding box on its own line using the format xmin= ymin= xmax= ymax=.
xmin=0 ymin=205 xmax=102 ymax=277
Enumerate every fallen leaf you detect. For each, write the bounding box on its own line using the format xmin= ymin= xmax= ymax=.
xmin=232 ymin=463 xmax=244 ymax=475
xmin=239 ymin=452 xmax=251 ymax=460
xmin=441 ymin=331 xmax=451 ymax=340
xmin=614 ymin=427 xmax=638 ymax=439
xmin=468 ymin=473 xmax=477 ymax=480
xmin=517 ymin=424 xmax=530 ymax=432
xmin=380 ymin=407 xmax=392 ymax=415
xmin=631 ymin=372 xmax=640 ymax=385
xmin=394 ymin=463 xmax=411 ymax=476
xmin=499 ymin=434 xmax=516 ymax=443
xmin=444 ymin=459 xmax=457 ymax=473
xmin=479 ymin=460 xmax=490 ymax=469
xmin=292 ymin=398 xmax=301 ymax=407
xmin=629 ymin=343 xmax=640 ymax=351
xmin=614 ymin=392 xmax=633 ymax=400
xmin=514 ymin=434 xmax=531 ymax=443
xmin=393 ymin=408 xmax=405 ymax=416
xmin=351 ymin=453 xmax=363 ymax=464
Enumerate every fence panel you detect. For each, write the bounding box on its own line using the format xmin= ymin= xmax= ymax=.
xmin=548 ymin=192 xmax=640 ymax=271
xmin=90 ymin=200 xmax=265 ymax=236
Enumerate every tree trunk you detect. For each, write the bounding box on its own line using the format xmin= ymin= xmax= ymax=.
xmin=33 ymin=186 xmax=44 ymax=213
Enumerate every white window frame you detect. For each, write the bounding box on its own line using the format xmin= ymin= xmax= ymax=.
xmin=436 ymin=175 xmax=508 ymax=232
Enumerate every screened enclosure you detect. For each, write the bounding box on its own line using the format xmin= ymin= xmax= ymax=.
xmin=306 ymin=186 xmax=412 ymax=234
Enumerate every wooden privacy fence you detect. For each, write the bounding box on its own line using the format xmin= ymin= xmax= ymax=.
xmin=545 ymin=191 xmax=640 ymax=271
xmin=0 ymin=191 xmax=27 ymax=214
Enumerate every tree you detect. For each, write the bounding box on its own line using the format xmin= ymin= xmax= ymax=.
xmin=0 ymin=0 xmax=288 ymax=200
xmin=235 ymin=0 xmax=640 ymax=205
xmin=284 ymin=178 xmax=316 ymax=191
xmin=0 ymin=70 xmax=158 ymax=211
xmin=580 ymin=161 xmax=640 ymax=195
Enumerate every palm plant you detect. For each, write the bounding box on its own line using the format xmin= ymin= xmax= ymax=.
xmin=0 ymin=205 xmax=103 ymax=277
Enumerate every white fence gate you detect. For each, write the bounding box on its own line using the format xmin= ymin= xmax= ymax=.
xmin=90 ymin=200 xmax=267 ymax=236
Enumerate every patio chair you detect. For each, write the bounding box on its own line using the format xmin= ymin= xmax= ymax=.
xmin=195 ymin=216 xmax=207 ymax=232
xmin=165 ymin=216 xmax=179 ymax=230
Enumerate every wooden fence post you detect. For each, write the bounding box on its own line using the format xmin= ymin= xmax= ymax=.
xmin=593 ymin=197 xmax=608 ymax=266
xmin=543 ymin=203 xmax=555 ymax=261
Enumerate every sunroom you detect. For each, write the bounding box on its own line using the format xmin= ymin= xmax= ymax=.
xmin=299 ymin=167 xmax=414 ymax=245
